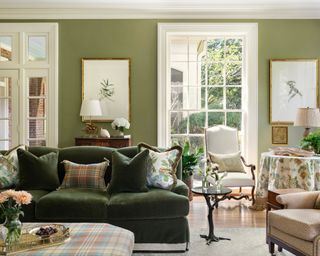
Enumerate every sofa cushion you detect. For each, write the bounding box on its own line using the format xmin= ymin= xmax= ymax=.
xmin=59 ymin=160 xmax=109 ymax=191
xmin=268 ymin=209 xmax=320 ymax=241
xmin=138 ymin=143 xmax=182 ymax=190
xmin=107 ymin=150 xmax=149 ymax=194
xmin=107 ymin=188 xmax=189 ymax=220
xmin=21 ymin=190 xmax=50 ymax=221
xmin=17 ymin=149 xmax=60 ymax=191
xmin=36 ymin=189 xmax=109 ymax=221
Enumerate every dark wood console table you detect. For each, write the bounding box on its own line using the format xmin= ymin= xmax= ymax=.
xmin=75 ymin=136 xmax=131 ymax=148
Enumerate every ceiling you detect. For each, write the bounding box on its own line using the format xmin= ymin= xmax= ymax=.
xmin=0 ymin=0 xmax=319 ymax=19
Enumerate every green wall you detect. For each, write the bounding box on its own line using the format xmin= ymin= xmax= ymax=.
xmin=5 ymin=19 xmax=318 ymax=156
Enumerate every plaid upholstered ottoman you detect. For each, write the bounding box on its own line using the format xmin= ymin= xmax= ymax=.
xmin=19 ymin=223 xmax=134 ymax=256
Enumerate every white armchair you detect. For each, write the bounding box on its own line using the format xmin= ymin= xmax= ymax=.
xmin=205 ymin=125 xmax=256 ymax=205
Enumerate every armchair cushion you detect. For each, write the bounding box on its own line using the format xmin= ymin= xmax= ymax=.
xmin=209 ymin=151 xmax=245 ymax=173
xmin=268 ymin=209 xmax=320 ymax=241
xmin=219 ymin=172 xmax=254 ymax=187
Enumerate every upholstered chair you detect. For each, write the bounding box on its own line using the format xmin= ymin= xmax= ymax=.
xmin=267 ymin=191 xmax=320 ymax=256
xmin=205 ymin=125 xmax=255 ymax=205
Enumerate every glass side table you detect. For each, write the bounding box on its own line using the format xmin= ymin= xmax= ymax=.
xmin=191 ymin=186 xmax=232 ymax=245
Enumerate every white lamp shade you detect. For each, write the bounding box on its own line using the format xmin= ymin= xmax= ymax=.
xmin=80 ymin=99 xmax=102 ymax=117
xmin=294 ymin=108 xmax=320 ymax=128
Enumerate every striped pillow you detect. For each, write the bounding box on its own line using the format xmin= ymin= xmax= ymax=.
xmin=59 ymin=160 xmax=109 ymax=191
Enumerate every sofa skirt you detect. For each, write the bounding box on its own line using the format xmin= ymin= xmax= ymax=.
xmin=109 ymin=217 xmax=189 ymax=252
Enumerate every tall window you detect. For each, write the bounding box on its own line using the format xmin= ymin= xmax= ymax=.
xmin=158 ymin=23 xmax=258 ymax=165
xmin=170 ymin=37 xmax=244 ymax=150
xmin=0 ymin=23 xmax=58 ymax=150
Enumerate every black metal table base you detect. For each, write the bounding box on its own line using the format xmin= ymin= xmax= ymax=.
xmin=200 ymin=234 xmax=231 ymax=245
xmin=191 ymin=186 xmax=233 ymax=246
xmin=202 ymin=193 xmax=231 ymax=245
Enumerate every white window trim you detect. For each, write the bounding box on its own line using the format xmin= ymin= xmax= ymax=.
xmin=0 ymin=23 xmax=59 ymax=148
xmin=157 ymin=23 xmax=258 ymax=166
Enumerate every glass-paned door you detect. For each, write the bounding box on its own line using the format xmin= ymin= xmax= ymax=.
xmin=0 ymin=70 xmax=19 ymax=150
xmin=25 ymin=70 xmax=48 ymax=147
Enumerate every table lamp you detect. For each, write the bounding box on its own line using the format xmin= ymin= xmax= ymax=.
xmin=294 ymin=107 xmax=320 ymax=137
xmin=80 ymin=99 xmax=102 ymax=136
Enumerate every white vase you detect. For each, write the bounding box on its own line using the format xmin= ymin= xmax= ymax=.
xmin=100 ymin=128 xmax=110 ymax=138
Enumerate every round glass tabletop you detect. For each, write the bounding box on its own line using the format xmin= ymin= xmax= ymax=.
xmin=191 ymin=186 xmax=232 ymax=196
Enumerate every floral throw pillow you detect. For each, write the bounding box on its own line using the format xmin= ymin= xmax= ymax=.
xmin=138 ymin=143 xmax=182 ymax=190
xmin=0 ymin=145 xmax=26 ymax=188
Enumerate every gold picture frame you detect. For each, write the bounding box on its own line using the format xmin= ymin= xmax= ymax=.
xmin=272 ymin=126 xmax=288 ymax=145
xmin=270 ymin=59 xmax=319 ymax=124
xmin=81 ymin=58 xmax=131 ymax=122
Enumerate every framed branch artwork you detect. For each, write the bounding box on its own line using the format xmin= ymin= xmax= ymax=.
xmin=272 ymin=126 xmax=288 ymax=145
xmin=82 ymin=58 xmax=131 ymax=122
xmin=270 ymin=59 xmax=319 ymax=124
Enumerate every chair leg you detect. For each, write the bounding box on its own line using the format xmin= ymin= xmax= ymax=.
xmin=251 ymin=186 xmax=256 ymax=205
xmin=239 ymin=187 xmax=242 ymax=193
xmin=268 ymin=241 xmax=275 ymax=255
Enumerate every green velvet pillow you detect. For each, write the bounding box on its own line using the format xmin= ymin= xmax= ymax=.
xmin=107 ymin=150 xmax=149 ymax=194
xmin=17 ymin=149 xmax=60 ymax=191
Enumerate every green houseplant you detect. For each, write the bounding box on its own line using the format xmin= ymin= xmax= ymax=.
xmin=300 ymin=129 xmax=320 ymax=154
xmin=181 ymin=140 xmax=204 ymax=201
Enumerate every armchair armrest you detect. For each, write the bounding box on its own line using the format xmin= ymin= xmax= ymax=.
xmin=276 ymin=191 xmax=320 ymax=209
xmin=240 ymin=156 xmax=256 ymax=180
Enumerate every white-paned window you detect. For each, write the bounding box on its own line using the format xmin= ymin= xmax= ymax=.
xmin=158 ymin=23 xmax=258 ymax=166
xmin=0 ymin=23 xmax=58 ymax=150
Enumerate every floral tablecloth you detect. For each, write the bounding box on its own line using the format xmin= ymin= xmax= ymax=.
xmin=252 ymin=152 xmax=320 ymax=210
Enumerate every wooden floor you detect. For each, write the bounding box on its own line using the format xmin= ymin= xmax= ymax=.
xmin=188 ymin=195 xmax=266 ymax=229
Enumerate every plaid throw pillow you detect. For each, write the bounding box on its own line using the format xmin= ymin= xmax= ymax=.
xmin=59 ymin=160 xmax=109 ymax=191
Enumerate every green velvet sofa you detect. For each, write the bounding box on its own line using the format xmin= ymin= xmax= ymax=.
xmin=1 ymin=146 xmax=190 ymax=252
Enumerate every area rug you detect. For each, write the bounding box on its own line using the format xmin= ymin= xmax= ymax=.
xmin=133 ymin=228 xmax=294 ymax=256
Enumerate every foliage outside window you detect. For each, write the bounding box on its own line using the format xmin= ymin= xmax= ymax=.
xmin=169 ymin=37 xmax=243 ymax=152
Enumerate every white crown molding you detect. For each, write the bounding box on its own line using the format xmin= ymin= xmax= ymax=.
xmin=0 ymin=6 xmax=320 ymax=19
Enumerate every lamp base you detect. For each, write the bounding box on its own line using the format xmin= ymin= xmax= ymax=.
xmin=83 ymin=122 xmax=98 ymax=136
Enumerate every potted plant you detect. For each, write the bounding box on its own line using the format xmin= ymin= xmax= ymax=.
xmin=300 ymin=129 xmax=320 ymax=154
xmin=181 ymin=140 xmax=204 ymax=201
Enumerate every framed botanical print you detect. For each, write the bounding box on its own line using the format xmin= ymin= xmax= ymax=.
xmin=272 ymin=126 xmax=288 ymax=145
xmin=82 ymin=58 xmax=131 ymax=122
xmin=270 ymin=59 xmax=319 ymax=124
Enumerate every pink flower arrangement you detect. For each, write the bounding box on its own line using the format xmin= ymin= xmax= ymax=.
xmin=0 ymin=190 xmax=32 ymax=245
xmin=0 ymin=190 xmax=32 ymax=206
